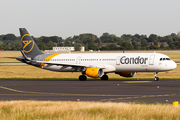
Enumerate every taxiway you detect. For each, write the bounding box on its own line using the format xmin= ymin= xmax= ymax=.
xmin=0 ymin=79 xmax=179 ymax=103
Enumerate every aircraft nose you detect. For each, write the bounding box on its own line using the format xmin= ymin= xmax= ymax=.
xmin=171 ymin=62 xmax=177 ymax=70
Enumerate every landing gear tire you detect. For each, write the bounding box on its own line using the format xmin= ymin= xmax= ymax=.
xmin=79 ymin=75 xmax=87 ymax=81
xmin=154 ymin=77 xmax=159 ymax=81
xmin=101 ymin=75 xmax=108 ymax=80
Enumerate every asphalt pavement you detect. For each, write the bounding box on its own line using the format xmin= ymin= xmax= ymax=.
xmin=0 ymin=79 xmax=179 ymax=103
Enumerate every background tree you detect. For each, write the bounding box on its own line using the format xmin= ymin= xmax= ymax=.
xmin=121 ymin=34 xmax=132 ymax=42
xmin=140 ymin=35 xmax=147 ymax=40
xmin=57 ymin=42 xmax=63 ymax=47
xmin=132 ymin=40 xmax=139 ymax=49
xmin=141 ymin=39 xmax=148 ymax=47
xmin=120 ymin=42 xmax=133 ymax=50
xmin=108 ymin=44 xmax=118 ymax=50
xmin=2 ymin=34 xmax=17 ymax=41
xmin=171 ymin=33 xmax=176 ymax=37
xmin=134 ymin=34 xmax=140 ymax=39
xmin=149 ymin=45 xmax=159 ymax=50
xmin=74 ymin=43 xmax=82 ymax=51
xmin=64 ymin=40 xmax=72 ymax=47
xmin=87 ymin=42 xmax=97 ymax=50
xmin=37 ymin=42 xmax=46 ymax=50
xmin=1 ymin=31 xmax=180 ymax=51
xmin=46 ymin=41 xmax=55 ymax=50
xmin=148 ymin=34 xmax=157 ymax=42
xmin=160 ymin=43 xmax=164 ymax=49
xmin=49 ymin=36 xmax=58 ymax=43
xmin=154 ymin=40 xmax=158 ymax=46
xmin=100 ymin=33 xmax=111 ymax=43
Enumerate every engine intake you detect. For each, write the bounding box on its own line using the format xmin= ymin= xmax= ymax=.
xmin=117 ymin=72 xmax=136 ymax=77
xmin=86 ymin=67 xmax=103 ymax=78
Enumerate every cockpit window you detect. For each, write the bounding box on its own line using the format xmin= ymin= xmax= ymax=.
xmin=160 ymin=58 xmax=171 ymax=61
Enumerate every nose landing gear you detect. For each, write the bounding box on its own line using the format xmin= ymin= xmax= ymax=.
xmin=154 ymin=72 xmax=159 ymax=81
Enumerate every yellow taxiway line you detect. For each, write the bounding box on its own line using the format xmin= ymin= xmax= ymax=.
xmin=123 ymin=81 xmax=152 ymax=83
xmin=0 ymin=86 xmax=140 ymax=97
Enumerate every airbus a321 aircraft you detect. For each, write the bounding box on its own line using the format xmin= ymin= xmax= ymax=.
xmin=17 ymin=28 xmax=177 ymax=81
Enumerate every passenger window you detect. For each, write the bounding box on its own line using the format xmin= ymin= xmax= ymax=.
xmin=160 ymin=58 xmax=162 ymax=61
xmin=163 ymin=58 xmax=166 ymax=60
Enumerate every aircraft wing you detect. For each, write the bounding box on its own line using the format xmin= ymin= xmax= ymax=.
xmin=37 ymin=61 xmax=88 ymax=67
xmin=37 ymin=61 xmax=115 ymax=72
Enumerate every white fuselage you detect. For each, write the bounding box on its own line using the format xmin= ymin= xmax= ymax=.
xmin=40 ymin=53 xmax=177 ymax=73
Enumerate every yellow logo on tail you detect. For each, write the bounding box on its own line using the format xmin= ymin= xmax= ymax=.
xmin=21 ymin=34 xmax=34 ymax=53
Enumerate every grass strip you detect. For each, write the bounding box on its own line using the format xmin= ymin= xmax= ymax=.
xmin=0 ymin=100 xmax=179 ymax=120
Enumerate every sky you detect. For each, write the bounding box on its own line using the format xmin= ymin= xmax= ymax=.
xmin=0 ymin=0 xmax=180 ymax=38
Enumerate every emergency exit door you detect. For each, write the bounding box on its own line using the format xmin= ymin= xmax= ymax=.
xmin=76 ymin=56 xmax=81 ymax=64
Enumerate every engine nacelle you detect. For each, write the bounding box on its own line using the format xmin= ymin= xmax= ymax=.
xmin=117 ymin=72 xmax=136 ymax=77
xmin=86 ymin=67 xmax=104 ymax=78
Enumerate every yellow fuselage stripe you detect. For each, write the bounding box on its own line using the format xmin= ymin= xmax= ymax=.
xmin=39 ymin=54 xmax=60 ymax=67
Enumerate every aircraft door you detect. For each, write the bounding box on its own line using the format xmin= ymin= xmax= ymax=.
xmin=76 ymin=56 xmax=81 ymax=64
xmin=149 ymin=55 xmax=155 ymax=65
xmin=116 ymin=56 xmax=120 ymax=65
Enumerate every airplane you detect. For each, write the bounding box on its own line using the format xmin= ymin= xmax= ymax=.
xmin=16 ymin=28 xmax=177 ymax=81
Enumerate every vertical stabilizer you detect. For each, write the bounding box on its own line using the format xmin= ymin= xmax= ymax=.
xmin=19 ymin=28 xmax=43 ymax=56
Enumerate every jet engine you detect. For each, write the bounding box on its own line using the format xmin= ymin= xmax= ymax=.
xmin=117 ymin=72 xmax=136 ymax=77
xmin=86 ymin=67 xmax=104 ymax=78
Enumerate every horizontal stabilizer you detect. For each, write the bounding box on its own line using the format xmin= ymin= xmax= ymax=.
xmin=2 ymin=56 xmax=17 ymax=59
xmin=21 ymin=50 xmax=31 ymax=61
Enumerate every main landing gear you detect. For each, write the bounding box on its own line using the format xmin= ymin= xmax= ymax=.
xmin=79 ymin=75 xmax=87 ymax=81
xmin=101 ymin=74 xmax=108 ymax=80
xmin=154 ymin=72 xmax=159 ymax=81
xmin=79 ymin=74 xmax=109 ymax=81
